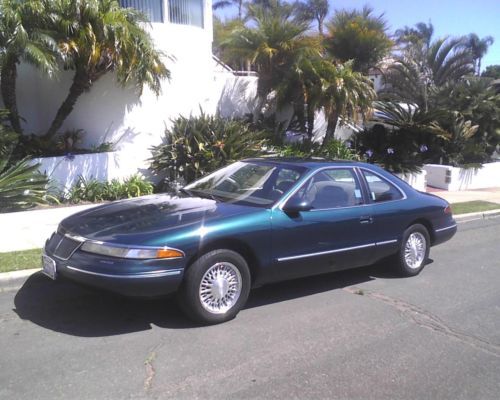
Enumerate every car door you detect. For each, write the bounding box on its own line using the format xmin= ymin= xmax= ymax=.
xmin=359 ymin=168 xmax=407 ymax=260
xmin=269 ymin=167 xmax=376 ymax=282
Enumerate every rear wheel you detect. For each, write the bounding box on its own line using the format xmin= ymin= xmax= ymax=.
xmin=396 ymin=224 xmax=430 ymax=276
xmin=178 ymin=249 xmax=251 ymax=324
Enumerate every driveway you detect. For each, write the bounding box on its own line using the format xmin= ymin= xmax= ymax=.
xmin=1 ymin=218 xmax=499 ymax=399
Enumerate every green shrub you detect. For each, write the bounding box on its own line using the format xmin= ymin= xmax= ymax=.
xmin=352 ymin=124 xmax=427 ymax=173
xmin=274 ymin=139 xmax=359 ymax=161
xmin=14 ymin=129 xmax=115 ymax=159
xmin=150 ymin=112 xmax=269 ymax=186
xmin=116 ymin=175 xmax=154 ymax=199
xmin=321 ymin=139 xmax=360 ymax=160
xmin=66 ymin=175 xmax=153 ymax=204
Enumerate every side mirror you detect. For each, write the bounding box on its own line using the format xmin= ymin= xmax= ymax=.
xmin=282 ymin=197 xmax=313 ymax=214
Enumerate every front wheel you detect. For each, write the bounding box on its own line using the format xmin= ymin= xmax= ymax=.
xmin=178 ymin=249 xmax=251 ymax=325
xmin=396 ymin=224 xmax=430 ymax=276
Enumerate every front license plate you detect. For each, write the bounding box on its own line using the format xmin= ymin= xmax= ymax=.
xmin=42 ymin=254 xmax=57 ymax=280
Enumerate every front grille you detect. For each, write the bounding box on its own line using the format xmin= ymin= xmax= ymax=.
xmin=46 ymin=233 xmax=82 ymax=260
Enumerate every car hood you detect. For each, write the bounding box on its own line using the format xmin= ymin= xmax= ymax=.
xmin=60 ymin=194 xmax=257 ymax=244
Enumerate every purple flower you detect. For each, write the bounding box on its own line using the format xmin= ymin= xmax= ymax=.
xmin=419 ymin=144 xmax=428 ymax=153
xmin=387 ymin=147 xmax=395 ymax=154
xmin=365 ymin=149 xmax=373 ymax=158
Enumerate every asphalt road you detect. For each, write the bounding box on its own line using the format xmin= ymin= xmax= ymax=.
xmin=1 ymin=218 xmax=499 ymax=400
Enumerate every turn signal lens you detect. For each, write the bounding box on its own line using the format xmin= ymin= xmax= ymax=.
xmin=156 ymin=248 xmax=184 ymax=259
xmin=81 ymin=241 xmax=184 ymax=259
xmin=444 ymin=205 xmax=452 ymax=215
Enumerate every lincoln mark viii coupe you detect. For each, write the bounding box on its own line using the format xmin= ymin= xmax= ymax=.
xmin=43 ymin=159 xmax=457 ymax=324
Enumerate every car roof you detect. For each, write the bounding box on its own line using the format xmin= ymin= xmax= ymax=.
xmin=243 ymin=157 xmax=368 ymax=169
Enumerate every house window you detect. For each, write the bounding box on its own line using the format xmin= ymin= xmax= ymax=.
xmin=120 ymin=0 xmax=164 ymax=23
xmin=168 ymin=0 xmax=204 ymax=28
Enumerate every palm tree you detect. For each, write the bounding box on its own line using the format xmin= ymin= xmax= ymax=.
xmin=294 ymin=0 xmax=329 ymax=36
xmin=325 ymin=5 xmax=392 ymax=73
xmin=373 ymin=101 xmax=449 ymax=138
xmin=213 ymin=16 xmax=246 ymax=70
xmin=213 ymin=0 xmax=245 ymax=21
xmin=382 ymin=36 xmax=474 ymax=111
xmin=395 ymin=22 xmax=434 ymax=51
xmin=465 ymin=34 xmax=494 ymax=75
xmin=482 ymin=65 xmax=500 ymax=79
xmin=223 ymin=1 xmax=322 ymax=120
xmin=44 ymin=0 xmax=170 ymax=138
xmin=319 ymin=61 xmax=376 ymax=144
xmin=0 ymin=0 xmax=58 ymax=133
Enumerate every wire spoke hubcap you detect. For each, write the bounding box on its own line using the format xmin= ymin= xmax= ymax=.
xmin=404 ymin=232 xmax=426 ymax=269
xmin=199 ymin=262 xmax=242 ymax=314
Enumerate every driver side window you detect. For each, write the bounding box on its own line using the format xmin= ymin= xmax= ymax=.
xmin=291 ymin=168 xmax=364 ymax=209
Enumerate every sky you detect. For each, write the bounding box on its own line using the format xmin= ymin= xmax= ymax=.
xmin=219 ymin=0 xmax=500 ymax=71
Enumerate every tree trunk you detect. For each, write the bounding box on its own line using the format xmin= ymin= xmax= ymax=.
xmin=252 ymin=95 xmax=265 ymax=124
xmin=45 ymin=70 xmax=92 ymax=138
xmin=0 ymin=55 xmax=22 ymax=134
xmin=293 ymin=98 xmax=306 ymax=133
xmin=306 ymin=103 xmax=315 ymax=141
xmin=318 ymin=19 xmax=324 ymax=37
xmin=322 ymin=111 xmax=339 ymax=147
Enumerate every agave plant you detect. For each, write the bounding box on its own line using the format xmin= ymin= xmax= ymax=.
xmin=0 ymin=108 xmax=53 ymax=211
xmin=0 ymin=157 xmax=53 ymax=211
xmin=150 ymin=112 xmax=269 ymax=186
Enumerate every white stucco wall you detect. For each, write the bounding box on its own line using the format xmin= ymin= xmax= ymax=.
xmin=213 ymin=74 xmax=258 ymax=118
xmin=424 ymin=162 xmax=500 ymax=191
xmin=31 ymin=150 xmax=152 ymax=193
xmin=12 ymin=1 xmax=215 ymax=154
xmin=396 ymin=170 xmax=427 ymax=192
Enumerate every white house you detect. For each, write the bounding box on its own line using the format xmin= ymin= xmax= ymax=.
xmin=19 ymin=0 xmax=215 ymax=147
xmin=13 ymin=0 xmax=257 ymax=189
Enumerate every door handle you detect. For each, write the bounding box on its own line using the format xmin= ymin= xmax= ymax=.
xmin=359 ymin=216 xmax=373 ymax=224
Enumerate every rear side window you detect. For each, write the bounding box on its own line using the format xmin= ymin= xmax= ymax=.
xmin=362 ymin=170 xmax=403 ymax=202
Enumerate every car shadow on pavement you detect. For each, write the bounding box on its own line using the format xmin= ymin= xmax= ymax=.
xmin=13 ymin=262 xmax=407 ymax=337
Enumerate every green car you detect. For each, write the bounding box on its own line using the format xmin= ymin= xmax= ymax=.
xmin=43 ymin=159 xmax=456 ymax=324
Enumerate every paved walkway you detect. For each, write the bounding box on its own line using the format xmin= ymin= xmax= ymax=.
xmin=427 ymin=187 xmax=500 ymax=204
xmin=0 ymin=204 xmax=98 ymax=252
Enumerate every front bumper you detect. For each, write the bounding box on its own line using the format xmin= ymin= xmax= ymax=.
xmin=45 ymin=249 xmax=185 ymax=297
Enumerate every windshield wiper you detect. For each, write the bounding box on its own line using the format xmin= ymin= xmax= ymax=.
xmin=179 ymin=187 xmax=193 ymax=197
xmin=188 ymin=189 xmax=225 ymax=202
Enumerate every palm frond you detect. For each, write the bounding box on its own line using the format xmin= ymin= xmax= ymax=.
xmin=0 ymin=157 xmax=53 ymax=211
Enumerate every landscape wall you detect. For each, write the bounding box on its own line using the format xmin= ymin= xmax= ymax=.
xmin=424 ymin=162 xmax=500 ymax=191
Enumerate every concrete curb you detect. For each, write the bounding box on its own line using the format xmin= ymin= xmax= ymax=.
xmin=454 ymin=209 xmax=500 ymax=222
xmin=1 ymin=210 xmax=499 ymax=292
xmin=0 ymin=268 xmax=41 ymax=292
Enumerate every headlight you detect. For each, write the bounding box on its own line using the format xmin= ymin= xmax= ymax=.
xmin=80 ymin=241 xmax=184 ymax=259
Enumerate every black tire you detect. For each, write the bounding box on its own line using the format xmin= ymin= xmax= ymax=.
xmin=178 ymin=249 xmax=251 ymax=325
xmin=396 ymin=224 xmax=430 ymax=276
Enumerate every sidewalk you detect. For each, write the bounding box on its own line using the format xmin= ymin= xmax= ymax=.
xmin=427 ymin=186 xmax=500 ymax=204
xmin=0 ymin=204 xmax=98 ymax=252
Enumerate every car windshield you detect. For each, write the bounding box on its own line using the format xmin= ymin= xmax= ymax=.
xmin=183 ymin=161 xmax=308 ymax=207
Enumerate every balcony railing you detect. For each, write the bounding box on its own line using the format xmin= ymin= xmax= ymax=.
xmin=120 ymin=0 xmax=164 ymax=23
xmin=119 ymin=0 xmax=204 ymax=28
